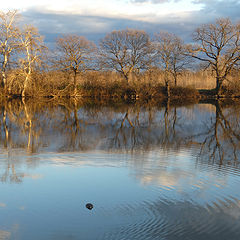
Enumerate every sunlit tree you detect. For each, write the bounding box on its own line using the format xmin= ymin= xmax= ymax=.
xmin=0 ymin=10 xmax=20 ymax=92
xmin=18 ymin=25 xmax=46 ymax=98
xmin=190 ymin=18 xmax=240 ymax=96
xmin=154 ymin=32 xmax=191 ymax=97
xmin=99 ymin=29 xmax=154 ymax=83
xmin=55 ymin=35 xmax=96 ymax=96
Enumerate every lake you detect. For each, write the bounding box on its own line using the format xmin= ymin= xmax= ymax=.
xmin=0 ymin=99 xmax=240 ymax=240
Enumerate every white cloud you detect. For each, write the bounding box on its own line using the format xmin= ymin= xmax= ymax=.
xmin=3 ymin=0 xmax=239 ymax=45
xmin=3 ymin=0 xmax=203 ymax=21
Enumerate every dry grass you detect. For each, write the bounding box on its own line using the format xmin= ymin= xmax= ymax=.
xmin=0 ymin=68 xmax=239 ymax=99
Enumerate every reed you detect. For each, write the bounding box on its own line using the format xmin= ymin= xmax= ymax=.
xmin=1 ymin=68 xmax=239 ymax=99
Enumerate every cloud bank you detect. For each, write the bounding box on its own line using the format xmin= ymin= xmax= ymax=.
xmin=131 ymin=0 xmax=180 ymax=3
xmin=20 ymin=0 xmax=240 ymax=45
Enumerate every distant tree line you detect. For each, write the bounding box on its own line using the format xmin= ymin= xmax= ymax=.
xmin=0 ymin=10 xmax=240 ymax=98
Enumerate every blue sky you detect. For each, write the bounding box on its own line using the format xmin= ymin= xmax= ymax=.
xmin=2 ymin=0 xmax=240 ymax=43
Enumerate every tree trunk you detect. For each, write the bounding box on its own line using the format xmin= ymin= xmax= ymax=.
xmin=216 ymin=77 xmax=223 ymax=97
xmin=124 ymin=73 xmax=129 ymax=86
xmin=22 ymin=66 xmax=31 ymax=98
xmin=174 ymin=73 xmax=177 ymax=87
xmin=22 ymin=45 xmax=32 ymax=99
xmin=164 ymin=68 xmax=171 ymax=98
xmin=123 ymin=74 xmax=129 ymax=99
xmin=2 ymin=53 xmax=8 ymax=93
xmin=2 ymin=72 xmax=7 ymax=91
xmin=165 ymin=81 xmax=170 ymax=98
xmin=22 ymin=75 xmax=29 ymax=98
xmin=73 ymin=71 xmax=77 ymax=97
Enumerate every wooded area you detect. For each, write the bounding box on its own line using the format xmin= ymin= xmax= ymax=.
xmin=0 ymin=10 xmax=240 ymax=99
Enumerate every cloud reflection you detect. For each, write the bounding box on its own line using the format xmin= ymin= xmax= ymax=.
xmin=0 ymin=203 xmax=6 ymax=208
xmin=23 ymin=174 xmax=43 ymax=180
xmin=0 ymin=230 xmax=10 ymax=240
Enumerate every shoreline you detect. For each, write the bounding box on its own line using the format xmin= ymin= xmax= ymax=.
xmin=1 ymin=88 xmax=240 ymax=102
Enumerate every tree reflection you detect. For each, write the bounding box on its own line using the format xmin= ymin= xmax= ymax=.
xmin=109 ymin=108 xmax=138 ymax=150
xmin=1 ymin=103 xmax=24 ymax=183
xmin=0 ymin=99 xmax=239 ymax=182
xmin=0 ymin=99 xmax=186 ymax=157
xmin=106 ymin=101 xmax=184 ymax=153
xmin=2 ymin=105 xmax=9 ymax=148
xmin=194 ymin=101 xmax=240 ymax=166
xmin=1 ymin=161 xmax=24 ymax=183
xmin=0 ymin=100 xmax=46 ymax=183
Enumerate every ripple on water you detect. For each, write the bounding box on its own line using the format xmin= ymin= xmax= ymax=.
xmin=99 ymin=196 xmax=240 ymax=240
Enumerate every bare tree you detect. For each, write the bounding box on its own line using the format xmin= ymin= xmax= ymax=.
xmin=18 ymin=25 xmax=45 ymax=98
xmin=55 ymin=35 xmax=96 ymax=97
xmin=154 ymin=32 xmax=191 ymax=97
xmin=190 ymin=18 xmax=240 ymax=96
xmin=0 ymin=10 xmax=20 ymax=92
xmin=99 ymin=29 xmax=153 ymax=84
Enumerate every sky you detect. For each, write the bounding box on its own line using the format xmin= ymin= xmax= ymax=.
xmin=2 ymin=0 xmax=240 ymax=44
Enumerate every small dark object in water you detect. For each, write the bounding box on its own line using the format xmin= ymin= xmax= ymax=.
xmin=86 ymin=203 xmax=93 ymax=210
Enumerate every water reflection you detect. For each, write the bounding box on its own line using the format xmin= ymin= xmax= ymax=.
xmin=105 ymin=197 xmax=240 ymax=240
xmin=0 ymin=100 xmax=240 ymax=181
xmin=195 ymin=101 xmax=240 ymax=165
xmin=0 ymin=230 xmax=11 ymax=240
xmin=0 ymin=99 xmax=240 ymax=239
xmin=1 ymin=99 xmax=239 ymax=158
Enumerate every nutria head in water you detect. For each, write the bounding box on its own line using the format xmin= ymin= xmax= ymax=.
xmin=86 ymin=203 xmax=93 ymax=210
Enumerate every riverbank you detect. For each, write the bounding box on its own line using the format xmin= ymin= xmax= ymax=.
xmin=1 ymin=70 xmax=240 ymax=100
xmin=1 ymin=85 xmax=240 ymax=101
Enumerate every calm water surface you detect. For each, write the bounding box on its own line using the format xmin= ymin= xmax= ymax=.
xmin=0 ymin=100 xmax=240 ymax=240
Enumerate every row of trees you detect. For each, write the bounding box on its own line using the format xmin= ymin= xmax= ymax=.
xmin=0 ymin=10 xmax=240 ymax=98
xmin=0 ymin=10 xmax=45 ymax=97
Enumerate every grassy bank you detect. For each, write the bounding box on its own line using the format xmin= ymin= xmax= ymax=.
xmin=1 ymin=69 xmax=240 ymax=100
